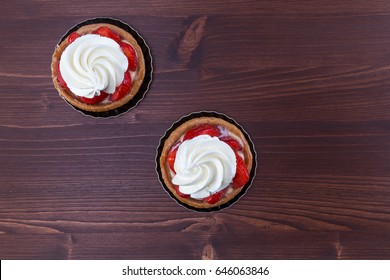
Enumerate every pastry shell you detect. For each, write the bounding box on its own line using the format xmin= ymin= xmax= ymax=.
xmin=156 ymin=112 xmax=257 ymax=211
xmin=51 ymin=21 xmax=146 ymax=114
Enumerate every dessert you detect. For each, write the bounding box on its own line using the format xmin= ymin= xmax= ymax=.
xmin=157 ymin=113 xmax=256 ymax=211
xmin=51 ymin=20 xmax=146 ymax=113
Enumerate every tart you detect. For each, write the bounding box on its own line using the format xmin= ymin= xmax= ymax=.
xmin=157 ymin=112 xmax=256 ymax=211
xmin=51 ymin=20 xmax=146 ymax=113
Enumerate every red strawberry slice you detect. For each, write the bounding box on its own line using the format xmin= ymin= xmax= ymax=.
xmin=203 ymin=189 xmax=226 ymax=204
xmin=119 ymin=42 xmax=137 ymax=71
xmin=173 ymin=184 xmax=190 ymax=198
xmin=57 ymin=61 xmax=69 ymax=90
xmin=183 ymin=124 xmax=221 ymax=141
xmin=68 ymin=32 xmax=80 ymax=44
xmin=92 ymin=26 xmax=121 ymax=43
xmin=167 ymin=144 xmax=180 ymax=172
xmin=220 ymin=136 xmax=242 ymax=151
xmin=78 ymin=91 xmax=108 ymax=105
xmin=110 ymin=71 xmax=132 ymax=101
xmin=232 ymin=153 xmax=249 ymax=188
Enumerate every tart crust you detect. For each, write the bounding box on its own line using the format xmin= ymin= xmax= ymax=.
xmin=51 ymin=23 xmax=146 ymax=113
xmin=159 ymin=116 xmax=254 ymax=209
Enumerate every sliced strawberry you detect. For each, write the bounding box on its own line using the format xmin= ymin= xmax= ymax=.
xmin=92 ymin=26 xmax=121 ymax=43
xmin=173 ymin=184 xmax=190 ymax=198
xmin=183 ymin=124 xmax=221 ymax=141
xmin=57 ymin=61 xmax=69 ymax=90
xmin=68 ymin=32 xmax=81 ymax=44
xmin=78 ymin=91 xmax=108 ymax=105
xmin=110 ymin=71 xmax=132 ymax=101
xmin=167 ymin=144 xmax=180 ymax=172
xmin=203 ymin=189 xmax=226 ymax=204
xmin=232 ymin=153 xmax=250 ymax=188
xmin=220 ymin=136 xmax=242 ymax=151
xmin=119 ymin=42 xmax=137 ymax=71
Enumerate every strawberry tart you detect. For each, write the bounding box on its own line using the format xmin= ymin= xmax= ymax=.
xmin=157 ymin=112 xmax=256 ymax=211
xmin=51 ymin=19 xmax=146 ymax=114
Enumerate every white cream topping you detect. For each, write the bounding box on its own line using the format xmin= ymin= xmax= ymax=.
xmin=60 ymin=34 xmax=128 ymax=98
xmin=172 ymin=135 xmax=237 ymax=199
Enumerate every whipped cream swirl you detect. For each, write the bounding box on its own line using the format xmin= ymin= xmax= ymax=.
xmin=172 ymin=135 xmax=237 ymax=199
xmin=60 ymin=34 xmax=128 ymax=98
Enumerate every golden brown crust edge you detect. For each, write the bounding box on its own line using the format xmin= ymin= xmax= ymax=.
xmin=159 ymin=116 xmax=254 ymax=209
xmin=51 ymin=23 xmax=146 ymax=113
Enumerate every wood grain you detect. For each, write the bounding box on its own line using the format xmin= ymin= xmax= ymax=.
xmin=1 ymin=0 xmax=390 ymax=259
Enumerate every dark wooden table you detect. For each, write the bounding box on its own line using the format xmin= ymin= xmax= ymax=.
xmin=1 ymin=0 xmax=390 ymax=260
